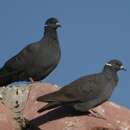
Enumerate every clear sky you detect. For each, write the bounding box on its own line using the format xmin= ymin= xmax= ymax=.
xmin=0 ymin=0 xmax=130 ymax=108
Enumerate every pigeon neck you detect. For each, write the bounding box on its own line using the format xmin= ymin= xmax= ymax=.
xmin=44 ymin=27 xmax=58 ymax=40
xmin=103 ymin=66 xmax=118 ymax=83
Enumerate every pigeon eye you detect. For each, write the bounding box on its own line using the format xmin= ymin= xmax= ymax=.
xmin=115 ymin=63 xmax=120 ymax=66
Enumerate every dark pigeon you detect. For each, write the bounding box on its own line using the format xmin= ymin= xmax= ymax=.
xmin=0 ymin=17 xmax=61 ymax=86
xmin=37 ymin=59 xmax=126 ymax=113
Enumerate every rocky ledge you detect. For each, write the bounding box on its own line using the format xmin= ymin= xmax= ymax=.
xmin=0 ymin=82 xmax=130 ymax=130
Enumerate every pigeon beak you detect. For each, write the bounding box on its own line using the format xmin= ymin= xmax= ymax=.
xmin=120 ymin=66 xmax=127 ymax=71
xmin=56 ymin=22 xmax=61 ymax=27
xmin=44 ymin=24 xmax=48 ymax=27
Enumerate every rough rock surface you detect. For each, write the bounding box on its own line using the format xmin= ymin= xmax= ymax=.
xmin=0 ymin=82 xmax=130 ymax=130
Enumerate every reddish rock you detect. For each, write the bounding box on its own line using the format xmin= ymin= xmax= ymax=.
xmin=0 ymin=82 xmax=130 ymax=130
xmin=0 ymin=103 xmax=14 ymax=130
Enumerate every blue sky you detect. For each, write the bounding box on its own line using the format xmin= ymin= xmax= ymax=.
xmin=0 ymin=0 xmax=130 ymax=108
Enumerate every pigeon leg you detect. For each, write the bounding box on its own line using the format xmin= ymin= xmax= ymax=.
xmin=0 ymin=94 xmax=5 ymax=105
xmin=88 ymin=109 xmax=105 ymax=120
xmin=29 ymin=77 xmax=35 ymax=83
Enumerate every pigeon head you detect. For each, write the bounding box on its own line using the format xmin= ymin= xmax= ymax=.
xmin=44 ymin=17 xmax=61 ymax=29
xmin=104 ymin=59 xmax=126 ymax=72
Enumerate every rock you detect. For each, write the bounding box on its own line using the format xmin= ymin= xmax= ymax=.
xmin=0 ymin=103 xmax=14 ymax=130
xmin=0 ymin=82 xmax=130 ymax=130
xmin=0 ymin=85 xmax=30 ymax=130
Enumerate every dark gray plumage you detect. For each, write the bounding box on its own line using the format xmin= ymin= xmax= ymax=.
xmin=37 ymin=59 xmax=126 ymax=113
xmin=0 ymin=17 xmax=61 ymax=86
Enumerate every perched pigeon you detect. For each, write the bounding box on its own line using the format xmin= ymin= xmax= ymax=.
xmin=0 ymin=17 xmax=61 ymax=86
xmin=37 ymin=59 xmax=126 ymax=113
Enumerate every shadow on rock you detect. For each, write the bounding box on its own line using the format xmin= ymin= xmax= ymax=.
xmin=28 ymin=106 xmax=90 ymax=128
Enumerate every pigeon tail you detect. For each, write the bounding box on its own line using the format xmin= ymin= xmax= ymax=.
xmin=37 ymin=102 xmax=60 ymax=113
xmin=0 ymin=70 xmax=21 ymax=86
xmin=37 ymin=92 xmax=58 ymax=102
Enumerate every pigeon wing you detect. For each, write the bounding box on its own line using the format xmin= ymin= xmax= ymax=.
xmin=37 ymin=74 xmax=101 ymax=103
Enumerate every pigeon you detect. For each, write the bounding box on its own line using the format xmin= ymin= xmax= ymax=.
xmin=0 ymin=17 xmax=61 ymax=86
xmin=37 ymin=59 xmax=126 ymax=113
